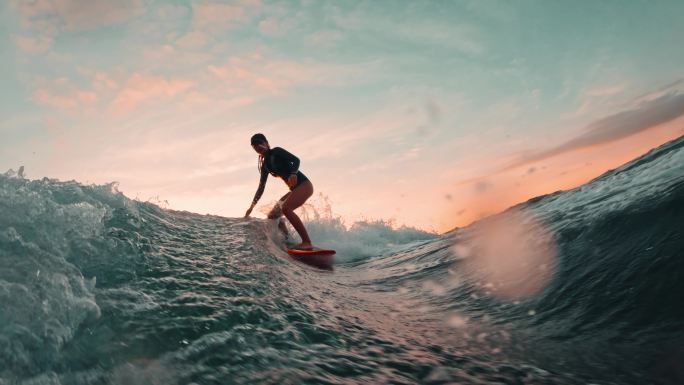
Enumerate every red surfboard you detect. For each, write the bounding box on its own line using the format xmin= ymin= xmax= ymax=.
xmin=287 ymin=247 xmax=336 ymax=270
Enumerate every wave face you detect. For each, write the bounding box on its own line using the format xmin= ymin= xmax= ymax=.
xmin=1 ymin=135 xmax=683 ymax=385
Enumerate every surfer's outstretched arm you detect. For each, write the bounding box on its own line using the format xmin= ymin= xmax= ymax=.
xmin=245 ymin=166 xmax=269 ymax=217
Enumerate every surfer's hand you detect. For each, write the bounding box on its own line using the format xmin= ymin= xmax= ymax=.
xmin=244 ymin=205 xmax=254 ymax=218
xmin=286 ymin=174 xmax=297 ymax=188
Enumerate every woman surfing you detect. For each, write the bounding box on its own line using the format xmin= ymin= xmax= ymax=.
xmin=244 ymin=133 xmax=314 ymax=250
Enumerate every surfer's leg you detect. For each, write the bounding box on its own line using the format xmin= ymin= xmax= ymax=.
xmin=281 ymin=180 xmax=314 ymax=249
xmin=268 ymin=193 xmax=291 ymax=237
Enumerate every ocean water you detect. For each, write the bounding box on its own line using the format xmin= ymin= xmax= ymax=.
xmin=1 ymin=135 xmax=683 ymax=385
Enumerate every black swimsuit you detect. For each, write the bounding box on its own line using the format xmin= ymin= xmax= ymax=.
xmin=252 ymin=147 xmax=310 ymax=205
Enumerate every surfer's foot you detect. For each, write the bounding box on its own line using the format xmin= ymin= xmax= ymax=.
xmin=292 ymin=242 xmax=313 ymax=250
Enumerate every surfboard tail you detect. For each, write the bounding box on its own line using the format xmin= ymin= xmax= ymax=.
xmin=286 ymin=248 xmax=336 ymax=270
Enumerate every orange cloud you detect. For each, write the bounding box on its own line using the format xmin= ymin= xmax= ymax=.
xmin=110 ymin=74 xmax=195 ymax=113
xmin=442 ymin=118 xmax=684 ymax=232
xmin=508 ymin=89 xmax=684 ymax=170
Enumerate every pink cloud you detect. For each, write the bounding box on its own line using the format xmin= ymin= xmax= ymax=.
xmin=207 ymin=54 xmax=362 ymax=95
xmin=11 ymin=0 xmax=144 ymax=30
xmin=52 ymin=0 xmax=145 ymax=30
xmin=631 ymin=79 xmax=683 ymax=106
xmin=510 ymin=90 xmax=684 ymax=169
xmin=191 ymin=1 xmax=246 ymax=30
xmin=183 ymin=91 xmax=212 ymax=106
xmin=9 ymin=0 xmax=145 ymax=56
xmin=110 ymin=73 xmax=195 ymax=113
xmin=182 ymin=92 xmax=255 ymax=110
xmin=76 ymin=90 xmax=98 ymax=104
xmin=141 ymin=44 xmax=213 ymax=70
xmin=93 ymin=72 xmax=119 ymax=91
xmin=31 ymin=77 xmax=99 ymax=109
xmin=187 ymin=0 xmax=263 ymax=37
xmin=258 ymin=18 xmax=279 ymax=35
xmin=9 ymin=0 xmax=54 ymax=20
xmin=585 ymin=83 xmax=626 ymax=97
xmin=33 ymin=89 xmax=77 ymax=109
xmin=12 ymin=34 xmax=52 ymax=54
xmin=209 ymin=58 xmax=288 ymax=94
xmin=307 ymin=30 xmax=344 ymax=47
xmin=176 ymin=31 xmax=209 ymax=49
xmin=258 ymin=16 xmax=296 ymax=36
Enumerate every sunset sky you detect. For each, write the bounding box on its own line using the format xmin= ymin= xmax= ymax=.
xmin=1 ymin=0 xmax=683 ymax=232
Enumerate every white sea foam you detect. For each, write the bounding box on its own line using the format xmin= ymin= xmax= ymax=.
xmin=259 ymin=194 xmax=437 ymax=263
xmin=0 ymin=174 xmax=110 ymax=378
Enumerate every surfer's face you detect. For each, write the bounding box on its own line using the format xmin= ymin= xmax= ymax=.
xmin=252 ymin=142 xmax=268 ymax=155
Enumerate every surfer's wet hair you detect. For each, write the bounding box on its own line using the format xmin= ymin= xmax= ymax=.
xmin=251 ymin=133 xmax=267 ymax=146
xmin=251 ymin=133 xmax=268 ymax=173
